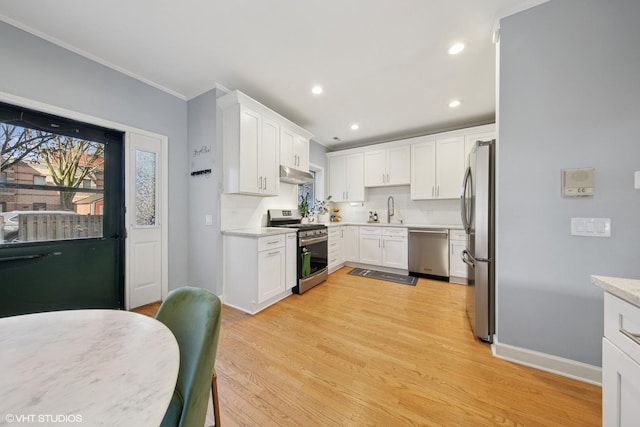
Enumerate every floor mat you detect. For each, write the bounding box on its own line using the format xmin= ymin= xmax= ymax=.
xmin=347 ymin=268 xmax=417 ymax=286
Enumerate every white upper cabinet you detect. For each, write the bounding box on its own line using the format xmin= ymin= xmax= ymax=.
xmin=410 ymin=137 xmax=436 ymax=200
xmin=280 ymin=126 xmax=310 ymax=172
xmin=220 ymin=100 xmax=279 ymax=196
xmin=411 ymin=135 xmax=464 ymax=200
xmin=364 ymin=145 xmax=410 ymax=187
xmin=410 ymin=126 xmax=494 ymax=200
xmin=219 ymin=90 xmax=312 ymax=196
xmin=329 ymin=153 xmax=364 ymax=202
xmin=435 ymin=136 xmax=465 ymax=199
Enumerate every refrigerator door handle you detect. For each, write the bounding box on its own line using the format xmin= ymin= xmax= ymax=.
xmin=462 ymin=249 xmax=491 ymax=266
xmin=460 ymin=166 xmax=472 ymax=234
xmin=461 ymin=249 xmax=475 ymax=267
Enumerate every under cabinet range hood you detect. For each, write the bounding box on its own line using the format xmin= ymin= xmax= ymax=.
xmin=279 ymin=165 xmax=314 ymax=184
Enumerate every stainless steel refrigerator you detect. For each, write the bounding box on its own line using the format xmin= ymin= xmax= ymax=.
xmin=460 ymin=140 xmax=495 ymax=342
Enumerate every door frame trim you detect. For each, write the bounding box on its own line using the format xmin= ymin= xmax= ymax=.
xmin=0 ymin=91 xmax=169 ymax=308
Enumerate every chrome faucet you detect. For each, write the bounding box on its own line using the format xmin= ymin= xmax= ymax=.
xmin=387 ymin=196 xmax=395 ymax=223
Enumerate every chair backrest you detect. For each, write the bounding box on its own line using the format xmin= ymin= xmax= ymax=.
xmin=156 ymin=287 xmax=222 ymax=427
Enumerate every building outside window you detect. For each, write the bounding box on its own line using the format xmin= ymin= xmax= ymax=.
xmin=33 ymin=175 xmax=46 ymax=186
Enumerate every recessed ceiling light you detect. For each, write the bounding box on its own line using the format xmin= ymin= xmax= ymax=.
xmin=350 ymin=124 xmax=359 ymax=131
xmin=448 ymin=43 xmax=465 ymax=55
xmin=449 ymin=99 xmax=462 ymax=108
xmin=311 ymin=85 xmax=323 ymax=95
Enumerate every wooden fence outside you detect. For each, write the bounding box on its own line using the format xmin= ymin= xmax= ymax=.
xmin=18 ymin=214 xmax=103 ymax=241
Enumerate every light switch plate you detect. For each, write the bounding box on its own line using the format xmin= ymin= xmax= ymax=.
xmin=635 ymin=171 xmax=640 ymax=189
xmin=571 ymin=217 xmax=611 ymax=237
xmin=205 ymin=214 xmax=213 ymax=226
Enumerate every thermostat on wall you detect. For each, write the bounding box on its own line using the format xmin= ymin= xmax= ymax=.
xmin=562 ymin=167 xmax=594 ymax=198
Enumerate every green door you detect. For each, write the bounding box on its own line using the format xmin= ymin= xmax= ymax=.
xmin=0 ymin=102 xmax=124 ymax=317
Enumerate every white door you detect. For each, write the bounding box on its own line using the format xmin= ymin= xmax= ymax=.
xmin=382 ymin=237 xmax=408 ymax=269
xmin=345 ymin=153 xmax=365 ymax=201
xmin=126 ymin=132 xmax=167 ymax=309
xmin=261 ymin=117 xmax=279 ymax=195
xmin=239 ymin=107 xmax=261 ymax=194
xmin=386 ymin=145 xmax=411 ymax=186
xmin=364 ymin=149 xmax=386 ymax=187
xmin=329 ymin=155 xmax=347 ymax=202
xmin=436 ymin=136 xmax=465 ymax=199
xmin=410 ymin=140 xmax=436 ymax=200
xmin=359 ymin=234 xmax=382 ymax=265
xmin=258 ymin=247 xmax=285 ymax=303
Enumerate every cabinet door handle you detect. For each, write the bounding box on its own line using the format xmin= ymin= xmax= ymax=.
xmin=387 ymin=173 xmax=390 ymax=183
xmin=267 ymin=240 xmax=280 ymax=245
xmin=432 ymin=186 xmax=435 ymax=197
xmin=267 ymin=250 xmax=281 ymax=256
xmin=382 ymin=173 xmax=385 ymax=184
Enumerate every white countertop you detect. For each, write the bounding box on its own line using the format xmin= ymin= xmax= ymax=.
xmin=324 ymin=222 xmax=464 ymax=230
xmin=222 ymin=227 xmax=295 ymax=237
xmin=223 ymin=223 xmax=463 ymax=237
xmin=592 ymin=275 xmax=640 ymax=307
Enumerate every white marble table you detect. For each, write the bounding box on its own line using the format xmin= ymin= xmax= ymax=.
xmin=0 ymin=309 xmax=179 ymax=426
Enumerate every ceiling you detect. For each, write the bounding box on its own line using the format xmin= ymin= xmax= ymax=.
xmin=0 ymin=0 xmax=545 ymax=149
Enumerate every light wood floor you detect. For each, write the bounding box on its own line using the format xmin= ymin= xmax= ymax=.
xmin=135 ymin=267 xmax=601 ymax=426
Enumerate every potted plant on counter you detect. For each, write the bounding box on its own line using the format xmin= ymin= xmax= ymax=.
xmin=315 ymin=195 xmax=332 ymax=223
xmin=298 ymin=192 xmax=313 ymax=223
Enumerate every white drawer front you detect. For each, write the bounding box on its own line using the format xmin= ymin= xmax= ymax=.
xmin=383 ymin=227 xmax=408 ymax=237
xmin=360 ymin=226 xmax=382 ymax=236
xmin=605 ymin=292 xmax=640 ymax=364
xmin=258 ymin=235 xmax=285 ymax=251
xmin=328 ymin=227 xmax=341 ymax=238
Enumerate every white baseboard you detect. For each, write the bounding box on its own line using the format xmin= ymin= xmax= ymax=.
xmin=492 ymin=337 xmax=602 ymax=386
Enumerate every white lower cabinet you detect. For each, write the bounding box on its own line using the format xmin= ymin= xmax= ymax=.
xmin=382 ymin=228 xmax=408 ymax=269
xmin=449 ymin=230 xmax=469 ymax=284
xmin=359 ymin=227 xmax=383 ymax=265
xmin=602 ymin=292 xmax=640 ymax=426
xmin=328 ymin=227 xmax=343 ymax=273
xmin=358 ymin=227 xmax=407 ymax=269
xmin=224 ymin=233 xmax=291 ymax=314
xmin=258 ymin=244 xmax=286 ymax=302
xmin=285 ymin=233 xmax=297 ymax=291
xmin=344 ymin=226 xmax=359 ymax=262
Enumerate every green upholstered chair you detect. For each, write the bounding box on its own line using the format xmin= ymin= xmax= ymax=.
xmin=156 ymin=287 xmax=223 ymax=427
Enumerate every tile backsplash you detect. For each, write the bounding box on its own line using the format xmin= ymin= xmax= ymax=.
xmin=331 ymin=186 xmax=461 ymax=225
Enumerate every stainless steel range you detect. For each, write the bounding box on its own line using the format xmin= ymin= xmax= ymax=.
xmin=267 ymin=209 xmax=328 ymax=294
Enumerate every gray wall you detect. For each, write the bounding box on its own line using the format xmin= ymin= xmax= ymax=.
xmin=0 ymin=22 xmax=190 ymax=290
xmin=498 ymin=0 xmax=640 ymax=366
xmin=309 ymin=140 xmax=328 ymax=171
xmin=187 ymin=88 xmax=225 ymax=295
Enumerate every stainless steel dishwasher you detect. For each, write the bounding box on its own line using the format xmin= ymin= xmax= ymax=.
xmin=408 ymin=229 xmax=449 ymax=279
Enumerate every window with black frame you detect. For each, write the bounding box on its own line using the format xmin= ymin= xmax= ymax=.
xmin=0 ymin=106 xmax=107 ymax=243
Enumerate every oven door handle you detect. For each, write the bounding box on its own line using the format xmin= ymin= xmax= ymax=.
xmin=299 ymin=236 xmax=328 ymax=246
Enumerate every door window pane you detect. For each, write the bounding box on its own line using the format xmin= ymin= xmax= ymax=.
xmin=135 ymin=149 xmax=157 ymax=227
xmin=0 ymin=122 xmax=105 ymax=244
